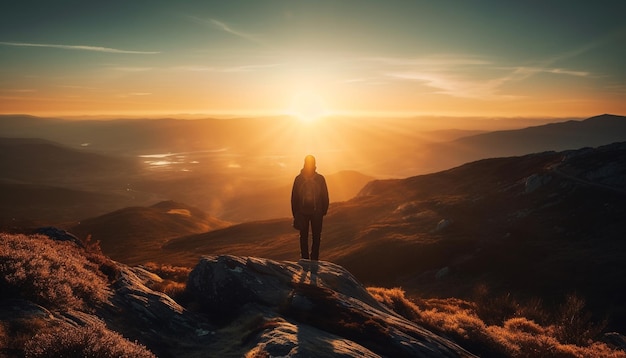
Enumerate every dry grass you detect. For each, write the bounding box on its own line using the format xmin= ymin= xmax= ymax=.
xmin=23 ymin=321 xmax=155 ymax=358
xmin=0 ymin=233 xmax=111 ymax=310
xmin=367 ymin=287 xmax=626 ymax=358
xmin=0 ymin=233 xmax=158 ymax=358
xmin=142 ymin=262 xmax=191 ymax=301
xmin=0 ymin=317 xmax=52 ymax=356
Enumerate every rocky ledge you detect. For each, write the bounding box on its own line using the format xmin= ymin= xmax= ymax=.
xmin=185 ymin=255 xmax=474 ymax=357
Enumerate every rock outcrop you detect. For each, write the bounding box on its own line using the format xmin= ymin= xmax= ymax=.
xmin=186 ymin=255 xmax=475 ymax=357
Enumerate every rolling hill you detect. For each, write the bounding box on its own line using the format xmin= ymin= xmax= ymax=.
xmin=158 ymin=142 xmax=626 ymax=330
xmin=0 ymin=137 xmax=156 ymax=223
xmin=70 ymin=201 xmax=230 ymax=265
xmin=0 ymin=180 xmax=129 ymax=228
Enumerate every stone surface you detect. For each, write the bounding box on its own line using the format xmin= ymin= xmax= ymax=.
xmin=186 ymin=255 xmax=476 ymax=357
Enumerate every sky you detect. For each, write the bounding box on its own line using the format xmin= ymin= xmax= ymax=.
xmin=1 ymin=0 xmax=625 ymax=118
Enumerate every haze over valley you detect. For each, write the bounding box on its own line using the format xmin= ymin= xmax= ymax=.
xmin=2 ymin=113 xmax=625 ymax=225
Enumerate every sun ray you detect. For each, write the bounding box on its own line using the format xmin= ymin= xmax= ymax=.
xmin=288 ymin=91 xmax=329 ymax=123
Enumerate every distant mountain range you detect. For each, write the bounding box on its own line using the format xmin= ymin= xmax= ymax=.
xmin=2 ymin=113 xmax=625 ymax=224
xmin=412 ymin=114 xmax=626 ymax=173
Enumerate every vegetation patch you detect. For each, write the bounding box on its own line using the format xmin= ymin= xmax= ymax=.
xmin=368 ymin=286 xmax=625 ymax=358
xmin=0 ymin=233 xmax=111 ymax=310
xmin=23 ymin=321 xmax=155 ymax=358
xmin=142 ymin=262 xmax=191 ymax=302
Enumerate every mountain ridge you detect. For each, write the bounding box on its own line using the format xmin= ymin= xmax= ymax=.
xmin=414 ymin=114 xmax=626 ymax=173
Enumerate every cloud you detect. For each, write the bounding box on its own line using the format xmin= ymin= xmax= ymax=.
xmin=112 ymin=66 xmax=155 ymax=72
xmin=363 ymin=55 xmax=493 ymax=67
xmin=0 ymin=41 xmax=160 ymax=54
xmin=361 ymin=54 xmax=593 ymax=99
xmin=388 ymin=71 xmax=513 ymax=99
xmin=187 ymin=16 xmax=263 ymax=45
xmin=174 ymin=63 xmax=281 ymax=73
xmin=1 ymin=88 xmax=37 ymax=93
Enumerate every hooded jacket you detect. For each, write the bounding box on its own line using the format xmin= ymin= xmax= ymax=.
xmin=291 ymin=169 xmax=329 ymax=217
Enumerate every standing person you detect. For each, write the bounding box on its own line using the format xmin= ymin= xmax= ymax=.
xmin=291 ymin=155 xmax=329 ymax=260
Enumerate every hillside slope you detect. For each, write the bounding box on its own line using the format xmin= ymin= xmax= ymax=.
xmin=0 ymin=137 xmax=139 ymax=183
xmin=161 ymin=142 xmax=626 ymax=330
xmin=0 ymin=181 xmax=127 ymax=227
xmin=0 ymin=137 xmax=150 ymax=223
xmin=71 ymin=201 xmax=230 ymax=264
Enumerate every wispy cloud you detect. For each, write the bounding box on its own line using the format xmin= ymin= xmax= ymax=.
xmin=187 ymin=16 xmax=263 ymax=45
xmin=1 ymin=88 xmax=37 ymax=93
xmin=0 ymin=41 xmax=160 ymax=54
xmin=361 ymin=54 xmax=593 ymax=99
xmin=116 ymin=92 xmax=153 ymax=98
xmin=57 ymin=85 xmax=98 ymax=90
xmin=362 ymin=55 xmax=492 ymax=67
xmin=174 ymin=63 xmax=280 ymax=73
xmin=388 ymin=71 xmax=515 ymax=99
xmin=112 ymin=66 xmax=155 ymax=72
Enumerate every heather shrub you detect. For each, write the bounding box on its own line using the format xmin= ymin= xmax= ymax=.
xmin=143 ymin=262 xmax=191 ymax=282
xmin=23 ymin=321 xmax=155 ymax=358
xmin=142 ymin=262 xmax=191 ymax=301
xmin=367 ymin=286 xmax=625 ymax=358
xmin=367 ymin=287 xmax=420 ymax=321
xmin=0 ymin=233 xmax=111 ymax=310
xmin=0 ymin=317 xmax=54 ymax=357
xmin=553 ymin=294 xmax=607 ymax=347
xmin=80 ymin=234 xmax=121 ymax=281
xmin=0 ymin=323 xmax=7 ymax=351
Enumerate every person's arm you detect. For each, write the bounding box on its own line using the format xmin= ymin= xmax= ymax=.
xmin=320 ymin=175 xmax=329 ymax=215
xmin=291 ymin=176 xmax=299 ymax=217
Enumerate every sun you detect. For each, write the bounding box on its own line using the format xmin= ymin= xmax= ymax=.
xmin=288 ymin=91 xmax=329 ymax=123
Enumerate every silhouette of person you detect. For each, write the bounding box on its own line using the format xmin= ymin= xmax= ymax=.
xmin=291 ymin=155 xmax=329 ymax=260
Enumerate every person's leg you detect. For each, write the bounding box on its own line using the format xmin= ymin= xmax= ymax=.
xmin=310 ymin=215 xmax=323 ymax=260
xmin=299 ymin=215 xmax=311 ymax=259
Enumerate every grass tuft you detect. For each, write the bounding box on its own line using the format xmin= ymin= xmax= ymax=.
xmin=367 ymin=286 xmax=625 ymax=358
xmin=23 ymin=321 xmax=155 ymax=358
xmin=0 ymin=233 xmax=111 ymax=310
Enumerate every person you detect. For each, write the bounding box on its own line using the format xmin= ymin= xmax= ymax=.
xmin=291 ymin=155 xmax=329 ymax=260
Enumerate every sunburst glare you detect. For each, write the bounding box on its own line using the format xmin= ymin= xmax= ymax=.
xmin=288 ymin=91 xmax=329 ymax=123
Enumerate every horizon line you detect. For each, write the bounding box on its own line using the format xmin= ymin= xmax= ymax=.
xmin=0 ymin=110 xmax=606 ymax=121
